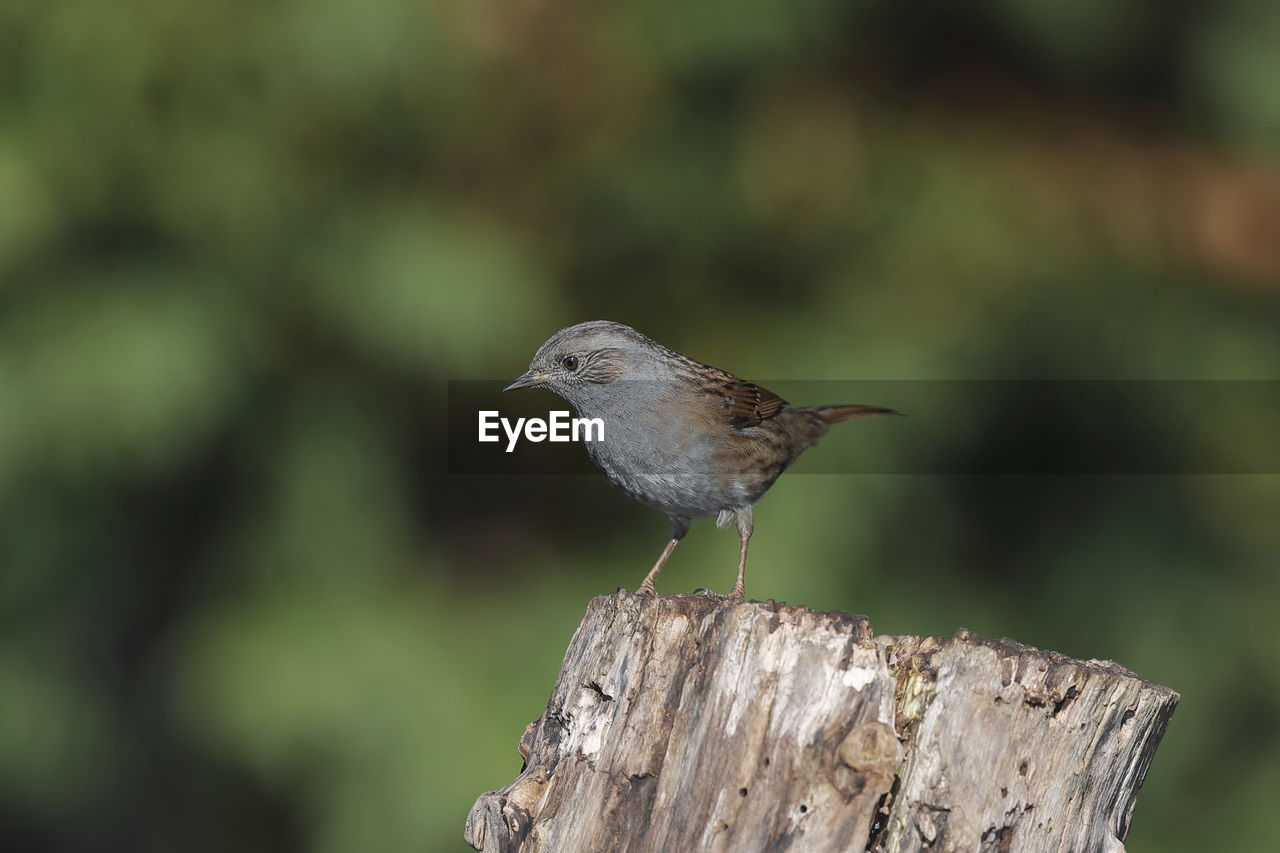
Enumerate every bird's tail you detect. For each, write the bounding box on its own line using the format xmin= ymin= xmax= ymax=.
xmin=772 ymin=403 xmax=901 ymax=458
xmin=813 ymin=404 xmax=901 ymax=424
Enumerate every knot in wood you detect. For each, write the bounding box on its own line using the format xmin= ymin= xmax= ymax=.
xmin=838 ymin=720 xmax=902 ymax=775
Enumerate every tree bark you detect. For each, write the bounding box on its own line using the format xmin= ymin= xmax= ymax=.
xmin=465 ymin=591 xmax=1177 ymax=853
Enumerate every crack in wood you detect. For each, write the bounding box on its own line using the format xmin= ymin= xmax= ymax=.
xmin=583 ymin=679 xmax=612 ymax=702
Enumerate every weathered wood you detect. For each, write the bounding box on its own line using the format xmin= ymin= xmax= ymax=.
xmin=466 ymin=591 xmax=1177 ymax=853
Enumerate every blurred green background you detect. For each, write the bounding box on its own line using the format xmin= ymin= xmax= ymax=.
xmin=3 ymin=1 xmax=1279 ymax=850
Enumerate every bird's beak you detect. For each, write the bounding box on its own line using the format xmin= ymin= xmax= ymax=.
xmin=503 ymin=372 xmax=547 ymax=392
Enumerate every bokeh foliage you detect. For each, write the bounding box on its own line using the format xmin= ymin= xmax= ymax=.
xmin=2 ymin=1 xmax=1279 ymax=851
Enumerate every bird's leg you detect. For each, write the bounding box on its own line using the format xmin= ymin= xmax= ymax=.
xmin=637 ymin=515 xmax=691 ymax=595
xmin=637 ymin=539 xmax=678 ymax=595
xmin=729 ymin=506 xmax=754 ymax=600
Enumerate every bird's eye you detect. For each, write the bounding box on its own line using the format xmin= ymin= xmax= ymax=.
xmin=562 ymin=355 xmax=580 ymax=371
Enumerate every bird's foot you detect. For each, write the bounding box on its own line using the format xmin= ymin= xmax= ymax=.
xmin=727 ymin=582 xmax=745 ymax=601
xmin=636 ymin=580 xmax=658 ymax=596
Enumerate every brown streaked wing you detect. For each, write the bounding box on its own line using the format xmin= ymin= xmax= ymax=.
xmin=723 ymin=377 xmax=788 ymax=428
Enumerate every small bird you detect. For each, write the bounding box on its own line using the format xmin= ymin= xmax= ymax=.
xmin=504 ymin=321 xmax=897 ymax=598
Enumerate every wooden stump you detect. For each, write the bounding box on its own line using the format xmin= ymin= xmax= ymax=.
xmin=466 ymin=591 xmax=1178 ymax=853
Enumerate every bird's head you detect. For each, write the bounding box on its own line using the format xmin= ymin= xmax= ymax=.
xmin=504 ymin=320 xmax=668 ymax=409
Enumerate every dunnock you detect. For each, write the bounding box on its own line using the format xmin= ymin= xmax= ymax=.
xmin=504 ymin=321 xmax=897 ymax=598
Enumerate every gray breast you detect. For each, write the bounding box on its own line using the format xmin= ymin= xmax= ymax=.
xmin=580 ymin=405 xmax=740 ymax=519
